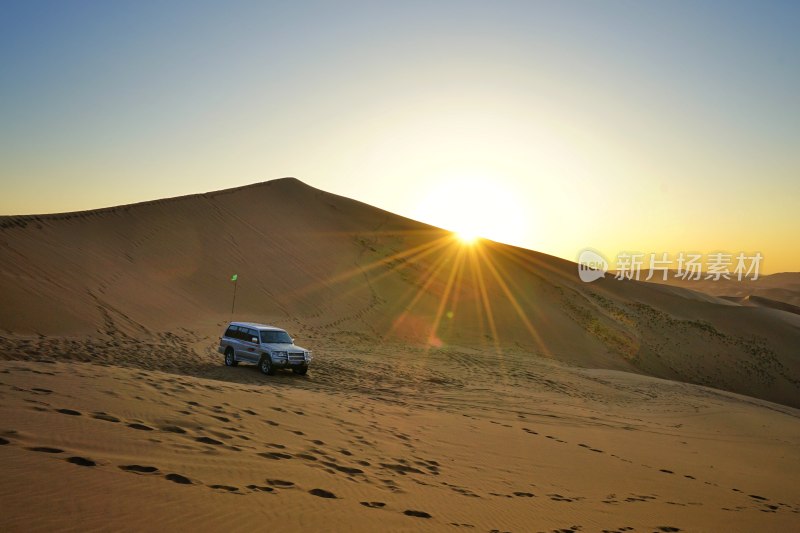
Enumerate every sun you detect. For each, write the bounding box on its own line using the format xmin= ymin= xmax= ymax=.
xmin=412 ymin=173 xmax=528 ymax=246
xmin=456 ymin=231 xmax=478 ymax=245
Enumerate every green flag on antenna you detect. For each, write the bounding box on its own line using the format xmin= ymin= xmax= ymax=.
xmin=231 ymin=274 xmax=238 ymax=281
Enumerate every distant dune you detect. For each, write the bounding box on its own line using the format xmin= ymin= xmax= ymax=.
xmin=648 ymin=272 xmax=800 ymax=313
xmin=1 ymin=177 xmax=798 ymax=407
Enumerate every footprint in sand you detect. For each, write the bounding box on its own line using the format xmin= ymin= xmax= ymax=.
xmin=403 ymin=510 xmax=432 ymax=518
xmin=120 ymin=465 xmax=159 ymax=474
xmin=165 ymin=473 xmax=192 ymax=485
xmin=67 ymin=456 xmax=96 ymax=467
xmin=209 ymin=484 xmax=239 ymax=492
xmin=28 ymin=446 xmax=63 ymax=453
xmin=267 ymin=479 xmax=295 ymax=488
xmin=0 ymin=437 xmax=9 ymax=445
xmin=259 ymin=451 xmax=292 ymax=460
xmin=360 ymin=501 xmax=386 ymax=508
xmin=246 ymin=485 xmax=274 ymax=492
xmin=56 ymin=409 xmax=81 ymax=416
xmin=92 ymin=412 xmax=121 ymax=423
xmin=196 ymin=436 xmax=223 ymax=445
xmin=128 ymin=423 xmax=154 ymax=431
xmin=297 ymin=453 xmax=317 ymax=461
xmin=309 ymin=488 xmax=337 ymax=499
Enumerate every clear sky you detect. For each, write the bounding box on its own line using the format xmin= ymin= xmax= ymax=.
xmin=1 ymin=1 xmax=798 ymax=272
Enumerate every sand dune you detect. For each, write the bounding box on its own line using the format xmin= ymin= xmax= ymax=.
xmin=1 ymin=178 xmax=799 ymax=531
xmin=720 ymin=294 xmax=800 ymax=316
xmin=1 ymin=178 xmax=798 ymax=406
xmin=648 ymin=272 xmax=800 ymax=312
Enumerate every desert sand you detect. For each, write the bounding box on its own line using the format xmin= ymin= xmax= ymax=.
xmin=1 ymin=178 xmax=799 ymax=531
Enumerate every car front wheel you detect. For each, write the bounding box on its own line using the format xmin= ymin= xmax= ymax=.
xmin=260 ymin=356 xmax=275 ymax=376
xmin=293 ymin=366 xmax=308 ymax=376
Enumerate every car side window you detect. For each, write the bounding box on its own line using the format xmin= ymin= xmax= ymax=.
xmin=224 ymin=326 xmax=237 ymax=338
xmin=247 ymin=328 xmax=259 ymax=342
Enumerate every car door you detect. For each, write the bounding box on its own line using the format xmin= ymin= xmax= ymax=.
xmin=240 ymin=328 xmax=260 ymax=362
xmin=231 ymin=326 xmax=245 ymax=361
xmin=227 ymin=326 xmax=244 ymax=361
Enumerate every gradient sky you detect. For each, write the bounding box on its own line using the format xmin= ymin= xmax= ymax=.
xmin=1 ymin=1 xmax=798 ymax=272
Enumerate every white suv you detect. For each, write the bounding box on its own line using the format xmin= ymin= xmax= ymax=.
xmin=218 ymin=322 xmax=312 ymax=375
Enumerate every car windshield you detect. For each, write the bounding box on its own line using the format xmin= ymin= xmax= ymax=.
xmin=260 ymin=330 xmax=292 ymax=344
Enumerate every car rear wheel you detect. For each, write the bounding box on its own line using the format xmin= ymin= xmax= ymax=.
xmin=259 ymin=356 xmax=275 ymax=376
xmin=293 ymin=366 xmax=308 ymax=376
xmin=224 ymin=348 xmax=237 ymax=367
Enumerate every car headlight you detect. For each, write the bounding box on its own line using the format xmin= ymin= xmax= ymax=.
xmin=305 ymin=351 xmax=313 ymax=361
